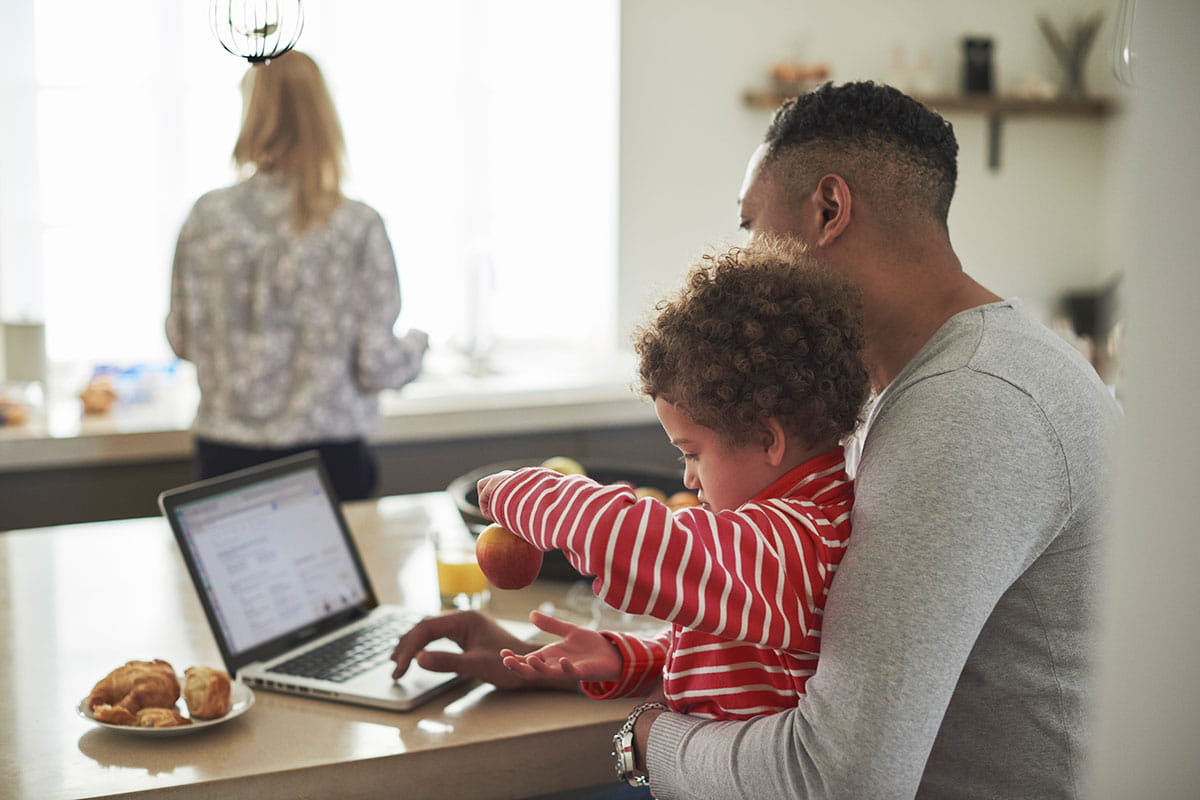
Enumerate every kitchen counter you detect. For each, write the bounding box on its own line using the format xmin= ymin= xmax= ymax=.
xmin=0 ymin=351 xmax=676 ymax=529
xmin=0 ymin=491 xmax=648 ymax=800
xmin=0 ymin=349 xmax=657 ymax=471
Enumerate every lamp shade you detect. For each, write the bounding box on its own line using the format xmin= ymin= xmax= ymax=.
xmin=210 ymin=0 xmax=304 ymax=63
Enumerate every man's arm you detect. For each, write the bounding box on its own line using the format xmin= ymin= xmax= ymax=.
xmin=641 ymin=374 xmax=1071 ymax=798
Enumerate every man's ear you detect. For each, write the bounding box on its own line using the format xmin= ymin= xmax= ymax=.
xmin=812 ymin=174 xmax=852 ymax=247
xmin=761 ymin=418 xmax=788 ymax=467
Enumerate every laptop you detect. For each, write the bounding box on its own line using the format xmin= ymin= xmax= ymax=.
xmin=158 ymin=451 xmax=468 ymax=712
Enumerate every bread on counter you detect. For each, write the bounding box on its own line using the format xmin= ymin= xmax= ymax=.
xmin=86 ymin=659 xmax=230 ymax=727
xmin=87 ymin=659 xmax=181 ymax=722
xmin=183 ymin=665 xmax=232 ymax=720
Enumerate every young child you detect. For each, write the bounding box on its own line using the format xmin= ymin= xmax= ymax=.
xmin=476 ymin=241 xmax=870 ymax=720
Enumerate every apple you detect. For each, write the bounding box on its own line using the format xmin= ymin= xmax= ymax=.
xmin=634 ymin=486 xmax=668 ymax=502
xmin=475 ymin=523 xmax=544 ymax=590
xmin=540 ymin=456 xmax=586 ymax=475
xmin=666 ymin=491 xmax=701 ymax=510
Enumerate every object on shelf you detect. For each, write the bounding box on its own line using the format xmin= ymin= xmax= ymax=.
xmin=1011 ymin=73 xmax=1058 ymax=100
xmin=0 ymin=399 xmax=29 ymax=427
xmin=85 ymin=361 xmax=180 ymax=408
xmin=886 ymin=46 xmax=939 ymax=96
xmin=768 ymin=61 xmax=830 ymax=97
xmin=961 ymin=36 xmax=995 ymax=94
xmin=1039 ymin=10 xmax=1105 ymax=99
xmin=0 ymin=381 xmax=42 ymax=428
xmin=886 ymin=45 xmax=911 ymax=93
xmin=79 ymin=377 xmax=118 ymax=415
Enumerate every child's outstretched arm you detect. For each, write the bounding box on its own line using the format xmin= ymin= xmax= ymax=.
xmin=486 ymin=464 xmax=848 ymax=654
xmin=500 ymin=610 xmax=622 ymax=682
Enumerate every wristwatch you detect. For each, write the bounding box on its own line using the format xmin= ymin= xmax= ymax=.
xmin=612 ymin=701 xmax=669 ymax=787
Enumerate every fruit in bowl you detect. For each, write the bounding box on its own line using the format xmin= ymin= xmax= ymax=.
xmin=667 ymin=491 xmax=701 ymax=510
xmin=634 ymin=486 xmax=668 ymax=502
xmin=540 ymin=456 xmax=586 ymax=475
xmin=475 ymin=523 xmax=545 ymax=590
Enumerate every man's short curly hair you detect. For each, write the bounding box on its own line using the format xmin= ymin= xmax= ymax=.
xmin=635 ymin=242 xmax=870 ymax=450
xmin=763 ymin=81 xmax=958 ymax=228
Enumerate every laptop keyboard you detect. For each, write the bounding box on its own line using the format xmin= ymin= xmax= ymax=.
xmin=267 ymin=613 xmax=415 ymax=683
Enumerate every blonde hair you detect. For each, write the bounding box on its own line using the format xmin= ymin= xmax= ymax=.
xmin=233 ymin=51 xmax=345 ymax=232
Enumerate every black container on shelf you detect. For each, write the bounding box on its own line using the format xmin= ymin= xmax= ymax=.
xmin=962 ymin=36 xmax=995 ymax=94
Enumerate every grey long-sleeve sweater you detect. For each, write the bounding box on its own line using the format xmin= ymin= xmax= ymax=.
xmin=647 ymin=299 xmax=1120 ymax=800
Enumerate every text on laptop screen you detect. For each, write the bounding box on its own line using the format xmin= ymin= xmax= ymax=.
xmin=173 ymin=468 xmax=370 ymax=656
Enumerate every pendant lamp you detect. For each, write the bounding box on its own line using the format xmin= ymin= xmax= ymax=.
xmin=210 ymin=0 xmax=304 ymax=63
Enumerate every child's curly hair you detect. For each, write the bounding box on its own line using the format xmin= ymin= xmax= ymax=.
xmin=635 ymin=242 xmax=870 ymax=449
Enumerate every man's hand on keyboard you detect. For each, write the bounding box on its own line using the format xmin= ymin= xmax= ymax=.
xmin=390 ymin=611 xmax=576 ymax=691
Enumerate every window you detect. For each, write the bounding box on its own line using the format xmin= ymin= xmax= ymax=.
xmin=0 ymin=0 xmax=618 ymax=386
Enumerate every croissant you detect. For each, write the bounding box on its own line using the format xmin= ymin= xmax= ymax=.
xmin=183 ymin=666 xmax=232 ymax=719
xmin=136 ymin=707 xmax=193 ymax=728
xmin=91 ymin=704 xmax=138 ymax=725
xmin=87 ymin=660 xmax=181 ymax=720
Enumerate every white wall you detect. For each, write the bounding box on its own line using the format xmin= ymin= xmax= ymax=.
xmin=617 ymin=2 xmax=1200 ymax=793
xmin=618 ymin=0 xmax=1119 ymax=337
xmin=1089 ymin=1 xmax=1200 ymax=796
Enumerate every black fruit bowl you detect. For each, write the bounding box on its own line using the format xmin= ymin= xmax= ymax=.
xmin=445 ymin=458 xmax=689 ymax=582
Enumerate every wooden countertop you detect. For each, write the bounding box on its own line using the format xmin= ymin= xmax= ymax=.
xmin=0 ymin=492 xmax=647 ymax=799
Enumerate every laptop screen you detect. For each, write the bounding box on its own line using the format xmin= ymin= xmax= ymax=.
xmin=170 ymin=465 xmax=372 ymax=658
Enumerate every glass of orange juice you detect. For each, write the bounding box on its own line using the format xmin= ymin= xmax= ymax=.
xmin=435 ymin=537 xmax=490 ymax=611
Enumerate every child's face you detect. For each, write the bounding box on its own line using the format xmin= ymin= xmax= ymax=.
xmin=654 ymin=397 xmax=778 ymax=512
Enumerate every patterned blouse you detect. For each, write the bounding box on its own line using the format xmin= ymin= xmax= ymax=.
xmin=167 ymin=172 xmax=428 ymax=447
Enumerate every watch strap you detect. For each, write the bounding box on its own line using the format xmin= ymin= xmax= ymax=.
xmin=612 ymin=701 xmax=669 ymax=787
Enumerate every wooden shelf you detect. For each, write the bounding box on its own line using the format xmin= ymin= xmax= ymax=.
xmin=741 ymin=90 xmax=1118 ymax=170
xmin=744 ymin=90 xmax=1113 ymax=116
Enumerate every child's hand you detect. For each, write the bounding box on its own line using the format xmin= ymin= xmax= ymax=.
xmin=475 ymin=470 xmax=515 ymax=520
xmin=499 ymin=610 xmax=622 ymax=682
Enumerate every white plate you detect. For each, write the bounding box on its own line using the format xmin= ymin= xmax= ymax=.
xmin=77 ymin=680 xmax=254 ymax=737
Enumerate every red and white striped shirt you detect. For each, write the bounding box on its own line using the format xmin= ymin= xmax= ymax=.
xmin=487 ymin=448 xmax=854 ymax=720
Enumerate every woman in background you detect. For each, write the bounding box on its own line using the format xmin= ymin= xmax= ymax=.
xmin=166 ymin=51 xmax=428 ymax=500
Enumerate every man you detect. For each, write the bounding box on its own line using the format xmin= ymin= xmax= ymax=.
xmin=392 ymin=82 xmax=1119 ymax=799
